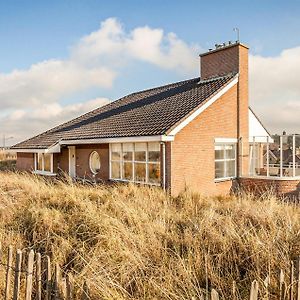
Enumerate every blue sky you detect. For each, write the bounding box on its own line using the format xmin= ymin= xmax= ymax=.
xmin=0 ymin=0 xmax=300 ymax=143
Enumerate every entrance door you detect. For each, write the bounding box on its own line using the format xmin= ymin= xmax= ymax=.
xmin=68 ymin=146 xmax=76 ymax=178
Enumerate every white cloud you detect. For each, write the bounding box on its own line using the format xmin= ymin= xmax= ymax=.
xmin=3 ymin=98 xmax=110 ymax=145
xmin=0 ymin=18 xmax=199 ymax=143
xmin=73 ymin=18 xmax=200 ymax=72
xmin=250 ymin=47 xmax=300 ymax=134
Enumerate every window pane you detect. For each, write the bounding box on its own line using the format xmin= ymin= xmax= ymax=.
xmin=226 ymin=160 xmax=236 ymax=177
xmin=148 ymin=142 xmax=160 ymax=162
xmin=135 ymin=162 xmax=146 ymax=182
xmin=123 ymin=143 xmax=133 ymax=161
xmin=148 ymin=163 xmax=160 ymax=184
xmin=215 ymin=161 xmax=224 ymax=178
xmin=123 ymin=162 xmax=133 ymax=180
xmin=44 ymin=154 xmax=51 ymax=172
xmin=135 ymin=143 xmax=146 ymax=161
xmin=111 ymin=143 xmax=121 ymax=160
xmin=111 ymin=161 xmax=121 ymax=179
xmin=89 ymin=151 xmax=101 ymax=174
xmin=215 ymin=145 xmax=224 ymax=159
xmin=225 ymin=145 xmax=235 ymax=159
xmin=37 ymin=153 xmax=43 ymax=171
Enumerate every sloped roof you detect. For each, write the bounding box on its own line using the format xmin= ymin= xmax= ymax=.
xmin=12 ymin=73 xmax=236 ymax=149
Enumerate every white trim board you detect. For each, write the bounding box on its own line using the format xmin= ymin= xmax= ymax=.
xmin=60 ymin=135 xmax=174 ymax=145
xmin=167 ymin=75 xmax=239 ymax=136
xmin=215 ymin=138 xmax=238 ymax=143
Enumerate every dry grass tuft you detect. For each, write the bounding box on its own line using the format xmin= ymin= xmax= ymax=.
xmin=0 ymin=150 xmax=16 ymax=171
xmin=0 ymin=172 xmax=299 ymax=299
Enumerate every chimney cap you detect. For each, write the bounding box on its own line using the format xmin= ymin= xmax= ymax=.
xmin=199 ymin=41 xmax=249 ymax=57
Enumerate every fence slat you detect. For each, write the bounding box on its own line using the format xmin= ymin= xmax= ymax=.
xmin=25 ymin=250 xmax=34 ymax=300
xmin=291 ymin=261 xmax=295 ymax=300
xmin=13 ymin=249 xmax=22 ymax=300
xmin=280 ymin=269 xmax=285 ymax=300
xmin=54 ymin=263 xmax=61 ymax=300
xmin=66 ymin=273 xmax=73 ymax=300
xmin=36 ymin=253 xmax=42 ymax=300
xmin=232 ymin=280 xmax=237 ymax=300
xmin=5 ymin=245 xmax=13 ymax=300
xmin=81 ymin=280 xmax=89 ymax=300
xmin=45 ymin=255 xmax=51 ymax=300
xmin=250 ymin=280 xmax=259 ymax=300
xmin=0 ymin=241 xmax=2 ymax=261
xmin=297 ymin=257 xmax=300 ymax=300
xmin=211 ymin=288 xmax=219 ymax=300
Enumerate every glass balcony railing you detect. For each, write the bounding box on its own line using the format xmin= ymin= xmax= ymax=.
xmin=249 ymin=134 xmax=300 ymax=178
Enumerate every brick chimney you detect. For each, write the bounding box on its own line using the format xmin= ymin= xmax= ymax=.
xmin=200 ymin=42 xmax=249 ymax=176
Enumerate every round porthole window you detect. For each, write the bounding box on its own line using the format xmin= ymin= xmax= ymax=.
xmin=89 ymin=151 xmax=101 ymax=174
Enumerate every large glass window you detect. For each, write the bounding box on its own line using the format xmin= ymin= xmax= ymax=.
xmin=35 ymin=153 xmax=53 ymax=173
xmin=215 ymin=143 xmax=236 ymax=179
xmin=110 ymin=142 xmax=161 ymax=185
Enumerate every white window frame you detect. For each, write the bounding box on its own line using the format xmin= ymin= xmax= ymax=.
xmin=214 ymin=142 xmax=237 ymax=181
xmin=109 ymin=142 xmax=161 ymax=186
xmin=33 ymin=153 xmax=55 ymax=175
xmin=89 ymin=151 xmax=101 ymax=174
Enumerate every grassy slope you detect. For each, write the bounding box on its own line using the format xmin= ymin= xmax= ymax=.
xmin=0 ymin=172 xmax=299 ymax=299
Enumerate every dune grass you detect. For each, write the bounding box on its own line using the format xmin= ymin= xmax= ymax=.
xmin=0 ymin=171 xmax=299 ymax=299
xmin=0 ymin=150 xmax=16 ymax=171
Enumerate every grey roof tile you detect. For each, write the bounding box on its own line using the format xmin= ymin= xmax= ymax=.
xmin=12 ymin=73 xmax=236 ymax=149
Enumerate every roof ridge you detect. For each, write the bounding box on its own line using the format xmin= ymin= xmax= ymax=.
xmin=198 ymin=72 xmax=237 ymax=84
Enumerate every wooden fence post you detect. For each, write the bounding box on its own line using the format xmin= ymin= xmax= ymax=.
xmin=280 ymin=269 xmax=285 ymax=300
xmin=13 ymin=249 xmax=22 ymax=300
xmin=54 ymin=263 xmax=61 ymax=300
xmin=291 ymin=260 xmax=295 ymax=300
xmin=5 ymin=245 xmax=13 ymax=300
xmin=297 ymin=257 xmax=300 ymax=300
xmin=250 ymin=280 xmax=259 ymax=300
xmin=36 ymin=252 xmax=42 ymax=300
xmin=264 ymin=275 xmax=270 ymax=300
xmin=211 ymin=288 xmax=219 ymax=300
xmin=25 ymin=249 xmax=34 ymax=300
xmin=45 ymin=255 xmax=51 ymax=300
xmin=232 ymin=280 xmax=237 ymax=300
xmin=81 ymin=280 xmax=89 ymax=300
xmin=66 ymin=273 xmax=74 ymax=300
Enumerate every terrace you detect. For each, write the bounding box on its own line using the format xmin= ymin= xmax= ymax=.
xmin=249 ymin=134 xmax=300 ymax=178
xmin=241 ymin=134 xmax=300 ymax=198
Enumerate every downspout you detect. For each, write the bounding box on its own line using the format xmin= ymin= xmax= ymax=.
xmin=161 ymin=142 xmax=166 ymax=191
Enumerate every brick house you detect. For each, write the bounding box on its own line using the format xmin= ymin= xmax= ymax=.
xmin=12 ymin=42 xmax=286 ymax=196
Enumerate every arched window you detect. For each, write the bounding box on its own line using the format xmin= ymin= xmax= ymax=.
xmin=89 ymin=151 xmax=101 ymax=174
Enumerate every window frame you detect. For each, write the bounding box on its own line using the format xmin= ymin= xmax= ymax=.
xmin=33 ymin=153 xmax=55 ymax=175
xmin=89 ymin=150 xmax=101 ymax=175
xmin=214 ymin=142 xmax=237 ymax=181
xmin=109 ymin=142 xmax=161 ymax=186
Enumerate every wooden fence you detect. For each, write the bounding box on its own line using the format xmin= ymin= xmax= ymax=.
xmin=0 ymin=242 xmax=89 ymax=299
xmin=1 ymin=242 xmax=300 ymax=299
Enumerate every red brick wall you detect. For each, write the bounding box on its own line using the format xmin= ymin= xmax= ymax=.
xmin=16 ymin=153 xmax=34 ymax=171
xmin=75 ymin=144 xmax=109 ymax=181
xmin=239 ymin=177 xmax=300 ymax=199
xmin=165 ymin=43 xmax=250 ymax=197
xmin=201 ymin=45 xmax=240 ymax=79
xmin=53 ymin=147 xmax=69 ymax=174
xmin=167 ymin=84 xmax=239 ymax=196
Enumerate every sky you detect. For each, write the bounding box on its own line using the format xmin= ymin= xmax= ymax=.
xmin=1 ymin=0 xmax=300 ymax=145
